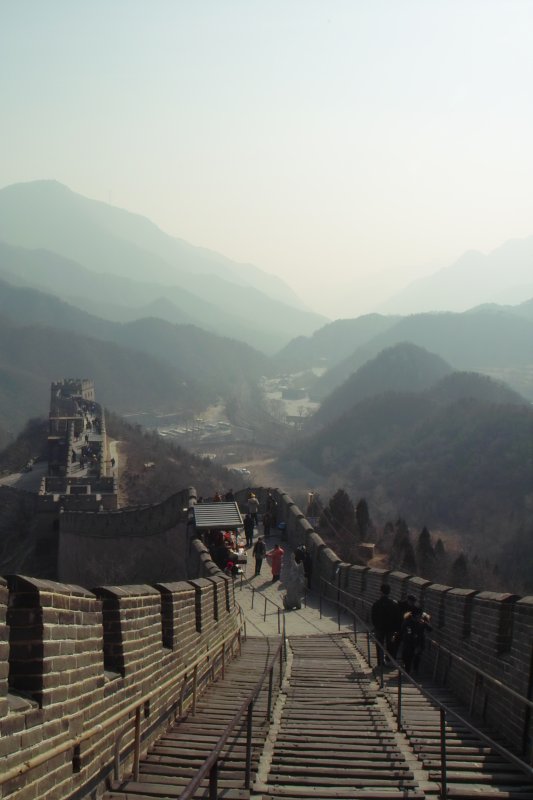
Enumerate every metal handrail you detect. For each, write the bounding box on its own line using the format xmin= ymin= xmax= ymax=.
xmin=237 ymin=581 xmax=288 ymax=661
xmin=319 ymin=577 xmax=533 ymax=796
xmin=0 ymin=623 xmax=243 ymax=788
xmin=326 ymin=581 xmax=533 ymax=713
xmin=178 ymin=637 xmax=285 ymax=800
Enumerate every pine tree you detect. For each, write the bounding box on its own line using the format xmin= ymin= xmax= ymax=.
xmin=434 ymin=538 xmax=446 ymax=560
xmin=401 ymin=539 xmax=417 ymax=574
xmin=391 ymin=518 xmax=410 ymax=569
xmin=416 ymin=526 xmax=435 ymax=579
xmin=321 ymin=489 xmax=356 ymax=537
xmin=450 ymin=553 xmax=469 ymax=587
xmin=356 ymin=498 xmax=370 ymax=539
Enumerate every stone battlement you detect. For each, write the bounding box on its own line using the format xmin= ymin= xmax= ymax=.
xmin=0 ymin=552 xmax=238 ymax=799
xmin=2 ymin=485 xmax=533 ymax=800
xmin=273 ymin=488 xmax=533 ymax=761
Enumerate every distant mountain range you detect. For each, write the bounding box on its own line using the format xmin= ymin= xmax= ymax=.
xmin=380 ymin=235 xmax=533 ymax=314
xmin=0 ymin=278 xmax=274 ymax=435
xmin=273 ymin=314 xmax=401 ymax=371
xmin=304 ymin=306 xmax=533 ymax=402
xmin=309 ymin=343 xmax=453 ymax=430
xmin=0 ymin=181 xmax=327 ymax=353
xmin=287 ymin=343 xmax=532 ymax=575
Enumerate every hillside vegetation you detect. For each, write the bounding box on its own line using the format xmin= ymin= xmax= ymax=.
xmin=309 ymin=308 xmax=533 ymax=401
xmin=287 ymin=356 xmax=533 ymax=586
xmin=309 ymin=343 xmax=453 ymax=430
xmin=0 ymin=280 xmax=274 ymax=434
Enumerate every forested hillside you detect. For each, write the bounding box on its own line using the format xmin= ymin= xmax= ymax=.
xmin=0 ymin=279 xmax=273 ymax=434
xmin=309 ymin=343 xmax=452 ymax=430
xmin=288 ymin=367 xmax=533 ymax=586
xmin=274 ymin=314 xmax=400 ymax=371
xmin=310 ymin=308 xmax=533 ymax=401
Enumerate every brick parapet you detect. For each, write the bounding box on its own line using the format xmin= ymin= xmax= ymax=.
xmin=0 ymin=578 xmax=9 ymax=720
xmin=276 ymin=489 xmax=533 ymax=759
xmin=0 ymin=542 xmax=240 ymax=800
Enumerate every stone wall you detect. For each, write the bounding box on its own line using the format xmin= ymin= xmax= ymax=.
xmin=272 ymin=488 xmax=533 ymax=760
xmin=0 ymin=562 xmax=239 ymax=799
xmin=57 ymin=488 xmax=195 ymax=586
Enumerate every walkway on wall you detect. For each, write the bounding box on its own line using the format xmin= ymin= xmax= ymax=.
xmin=104 ymin=533 xmax=533 ymax=800
xmin=105 ymin=636 xmax=282 ymax=800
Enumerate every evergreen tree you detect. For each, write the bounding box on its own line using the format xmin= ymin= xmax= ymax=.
xmin=450 ymin=553 xmax=469 ymax=587
xmin=434 ymin=538 xmax=446 ymax=559
xmin=391 ymin=518 xmax=410 ymax=569
xmin=356 ymin=498 xmax=370 ymax=539
xmin=321 ymin=488 xmax=356 ymax=537
xmin=401 ymin=539 xmax=417 ymax=574
xmin=416 ymin=526 xmax=435 ymax=579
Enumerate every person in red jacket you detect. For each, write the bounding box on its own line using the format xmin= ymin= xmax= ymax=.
xmin=266 ymin=543 xmax=284 ymax=581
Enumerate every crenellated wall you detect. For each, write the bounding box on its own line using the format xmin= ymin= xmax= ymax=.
xmin=272 ymin=487 xmax=533 ymax=760
xmin=57 ymin=487 xmax=196 ymax=587
xmin=3 ymin=482 xmax=533 ymax=800
xmin=0 ymin=557 xmax=239 ymax=800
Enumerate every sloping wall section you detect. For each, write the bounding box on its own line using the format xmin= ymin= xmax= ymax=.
xmin=270 ymin=487 xmax=533 ymax=761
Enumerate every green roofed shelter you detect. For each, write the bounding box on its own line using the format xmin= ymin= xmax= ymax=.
xmin=193 ymin=501 xmax=243 ymax=531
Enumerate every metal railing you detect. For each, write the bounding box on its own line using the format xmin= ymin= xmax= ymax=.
xmin=319 ymin=577 xmax=533 ymax=798
xmin=328 ymin=584 xmax=533 ymax=717
xmin=178 ymin=636 xmax=286 ymax=800
xmin=0 ymin=624 xmax=243 ymax=789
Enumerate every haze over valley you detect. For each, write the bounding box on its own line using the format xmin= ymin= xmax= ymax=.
xmin=1 ymin=2 xmax=533 ymax=596
xmin=0 ymin=179 xmax=531 ymax=592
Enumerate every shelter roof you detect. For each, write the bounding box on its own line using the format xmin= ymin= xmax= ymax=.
xmin=193 ymin=501 xmax=243 ymax=531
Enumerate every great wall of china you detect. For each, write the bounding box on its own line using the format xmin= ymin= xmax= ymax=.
xmin=1 ymin=381 xmax=533 ymax=798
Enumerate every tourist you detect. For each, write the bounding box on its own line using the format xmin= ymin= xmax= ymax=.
xmin=247 ymin=492 xmax=260 ymax=526
xmin=267 ymin=490 xmax=277 ymax=527
xmin=371 ymin=584 xmax=398 ymax=666
xmin=398 ymin=608 xmax=432 ymax=674
xmin=266 ymin=543 xmax=284 ymax=582
xmin=262 ymin=510 xmax=271 ymax=538
xmin=252 ymin=536 xmax=266 ymax=576
xmin=243 ymin=513 xmax=254 ymax=548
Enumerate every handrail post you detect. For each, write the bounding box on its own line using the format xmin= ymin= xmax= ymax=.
xmin=366 ymin=629 xmax=371 ymax=664
xmin=433 ymin=646 xmax=440 ymax=681
xmin=221 ymin=642 xmax=226 ymax=680
xmin=209 ymin=759 xmax=218 ymax=800
xmin=192 ymin=664 xmax=198 ymax=715
xmin=244 ymin=699 xmax=254 ymax=789
xmin=179 ymin=674 xmax=187 ymax=718
xmin=251 ymin=587 xmax=255 ymax=608
xmin=267 ymin=665 xmax=274 ymax=721
xmin=397 ymin=669 xmax=403 ymax=732
xmin=279 ymin=641 xmax=283 ymax=685
xmin=264 ymin=596 xmax=267 ymax=621
xmin=440 ymin=706 xmax=447 ymax=800
xmin=319 ymin=580 xmax=323 ymax=618
xmin=353 ymin=613 xmax=357 ymax=644
xmin=133 ymin=706 xmax=141 ymax=781
xmin=277 ymin=607 xmax=280 ymax=634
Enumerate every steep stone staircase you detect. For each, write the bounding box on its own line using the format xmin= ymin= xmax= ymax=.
xmin=104 ymin=629 xmax=533 ymax=800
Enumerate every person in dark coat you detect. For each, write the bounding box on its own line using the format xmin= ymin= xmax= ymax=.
xmin=252 ymin=537 xmax=266 ymax=576
xmin=371 ymin=584 xmax=398 ymax=665
xmin=243 ymin=514 xmax=255 ymax=548
xmin=398 ymin=608 xmax=432 ymax=674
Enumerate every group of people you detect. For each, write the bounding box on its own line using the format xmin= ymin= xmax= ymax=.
xmin=202 ymin=487 xmax=311 ymax=613
xmin=371 ymin=585 xmax=432 ymax=674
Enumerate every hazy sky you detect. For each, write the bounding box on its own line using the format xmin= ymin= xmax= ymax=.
xmin=1 ymin=1 xmax=532 ymax=317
